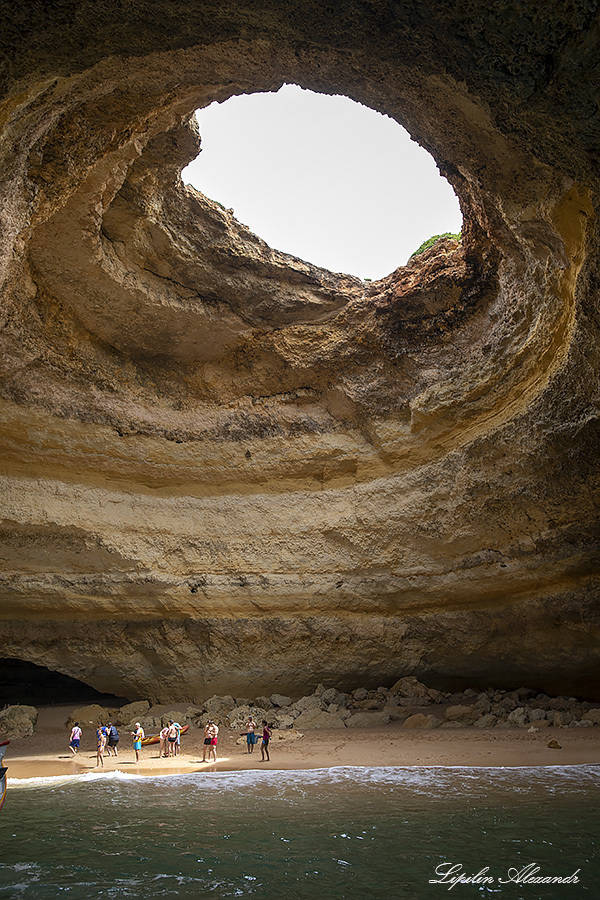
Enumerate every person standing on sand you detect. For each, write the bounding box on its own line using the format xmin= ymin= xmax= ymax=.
xmin=207 ymin=721 xmax=219 ymax=762
xmin=202 ymin=721 xmax=213 ymax=762
xmin=260 ymin=720 xmax=271 ymax=762
xmin=167 ymin=720 xmax=178 ymax=757
xmin=173 ymin=720 xmax=182 ymax=756
xmin=131 ymin=722 xmax=145 ymax=763
xmin=159 ymin=724 xmax=169 ymax=758
xmin=96 ymin=725 xmax=107 ymax=767
xmin=106 ymin=722 xmax=119 ymax=757
xmin=69 ymin=722 xmax=82 ymax=755
xmin=246 ymin=716 xmax=257 ymax=754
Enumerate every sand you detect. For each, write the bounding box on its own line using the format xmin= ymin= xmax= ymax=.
xmin=5 ymin=704 xmax=600 ymax=781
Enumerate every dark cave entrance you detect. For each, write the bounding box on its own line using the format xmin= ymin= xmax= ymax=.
xmin=0 ymin=658 xmax=127 ymax=707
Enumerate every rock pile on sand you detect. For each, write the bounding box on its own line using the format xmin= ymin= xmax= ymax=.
xmin=60 ymin=679 xmax=600 ymax=735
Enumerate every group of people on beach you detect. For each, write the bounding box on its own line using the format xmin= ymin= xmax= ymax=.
xmin=68 ymin=720 xmax=152 ymax=766
xmin=245 ymin=716 xmax=271 ymax=761
xmin=67 ymin=714 xmax=272 ymax=765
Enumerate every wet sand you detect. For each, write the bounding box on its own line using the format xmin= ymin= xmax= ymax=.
xmin=4 ymin=704 xmax=600 ymax=780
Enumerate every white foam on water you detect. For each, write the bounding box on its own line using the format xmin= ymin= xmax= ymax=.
xmin=7 ymin=762 xmax=600 ymax=792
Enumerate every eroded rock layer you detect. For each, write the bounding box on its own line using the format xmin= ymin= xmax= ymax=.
xmin=0 ymin=2 xmax=598 ymax=701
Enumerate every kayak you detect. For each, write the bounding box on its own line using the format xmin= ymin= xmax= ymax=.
xmin=0 ymin=740 xmax=9 ymax=812
xmin=141 ymin=724 xmax=189 ymax=746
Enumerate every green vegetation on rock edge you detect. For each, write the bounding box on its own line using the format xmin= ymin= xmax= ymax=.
xmin=410 ymin=231 xmax=461 ymax=259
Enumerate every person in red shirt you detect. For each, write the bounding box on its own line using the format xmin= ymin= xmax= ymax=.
xmin=260 ymin=720 xmax=271 ymax=762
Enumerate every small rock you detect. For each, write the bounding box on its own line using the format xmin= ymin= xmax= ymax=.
xmin=270 ymin=694 xmax=292 ymax=708
xmin=402 ymin=713 xmax=440 ymax=729
xmin=547 ymin=739 xmax=562 ymax=749
xmin=353 ymin=688 xmax=368 ymax=701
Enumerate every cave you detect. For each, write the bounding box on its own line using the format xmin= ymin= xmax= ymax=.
xmin=0 ymin=2 xmax=598 ymax=703
xmin=0 ymin=659 xmax=127 ymax=708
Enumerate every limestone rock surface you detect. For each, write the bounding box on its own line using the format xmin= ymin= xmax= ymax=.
xmin=0 ymin=2 xmax=598 ymax=702
xmin=0 ymin=705 xmax=38 ymax=739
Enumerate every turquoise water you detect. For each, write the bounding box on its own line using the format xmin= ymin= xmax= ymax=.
xmin=0 ymin=765 xmax=598 ymax=898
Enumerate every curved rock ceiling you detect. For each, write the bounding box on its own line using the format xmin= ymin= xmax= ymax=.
xmin=0 ymin=2 xmax=598 ymax=701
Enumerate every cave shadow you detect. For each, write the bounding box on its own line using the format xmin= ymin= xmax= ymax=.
xmin=0 ymin=657 xmax=128 ymax=707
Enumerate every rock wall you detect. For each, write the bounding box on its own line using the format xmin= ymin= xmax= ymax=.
xmin=0 ymin=2 xmax=598 ymax=701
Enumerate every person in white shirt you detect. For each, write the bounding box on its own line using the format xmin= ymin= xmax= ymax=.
xmin=69 ymin=722 xmax=82 ymax=755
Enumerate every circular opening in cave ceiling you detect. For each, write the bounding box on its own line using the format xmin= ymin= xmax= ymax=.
xmin=182 ymin=84 xmax=462 ymax=281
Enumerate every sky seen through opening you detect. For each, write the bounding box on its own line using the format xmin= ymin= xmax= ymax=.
xmin=182 ymin=85 xmax=462 ymax=281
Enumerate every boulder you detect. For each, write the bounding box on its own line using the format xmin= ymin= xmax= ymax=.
xmin=0 ymin=704 xmax=38 ymax=738
xmin=474 ymin=713 xmax=498 ymax=728
xmin=445 ymin=704 xmax=477 ymax=723
xmin=353 ymin=688 xmax=368 ymax=701
xmin=294 ymin=708 xmax=346 ymax=729
xmin=228 ymin=705 xmax=268 ymax=730
xmin=528 ymin=708 xmax=547 ymax=721
xmin=160 ymin=709 xmax=189 ymax=727
xmin=507 ymin=707 xmax=529 ymax=727
xmin=355 ymin=697 xmax=385 ymax=711
xmin=346 ymin=711 xmax=390 ymax=728
xmin=270 ymin=694 xmax=292 ymax=708
xmin=66 ymin=704 xmax=108 ymax=727
xmin=389 ymin=676 xmax=431 ymax=700
xmin=547 ymin=697 xmax=570 ymax=711
xmin=402 ymin=713 xmax=440 ymax=729
xmin=582 ymin=708 xmax=600 ymax=725
xmin=114 ymin=700 xmax=151 ymax=725
xmin=203 ymin=695 xmax=236 ymax=722
xmin=274 ymin=714 xmax=296 ymax=729
xmin=293 ymin=695 xmax=324 ymax=712
xmin=255 ymin=696 xmax=273 ymax=709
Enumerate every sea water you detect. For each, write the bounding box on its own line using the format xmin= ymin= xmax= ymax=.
xmin=0 ymin=765 xmax=598 ymax=898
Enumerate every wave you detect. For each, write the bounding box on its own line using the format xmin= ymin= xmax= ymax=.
xmin=8 ymin=762 xmax=600 ymax=792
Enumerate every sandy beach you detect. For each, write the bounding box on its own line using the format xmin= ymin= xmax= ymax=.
xmin=5 ymin=704 xmax=600 ymax=781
